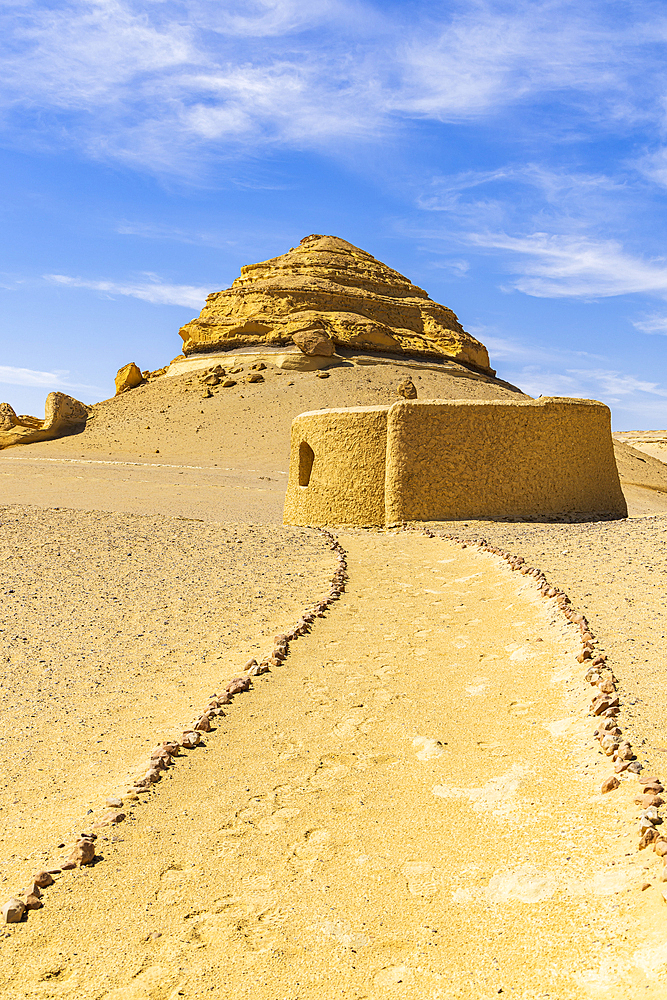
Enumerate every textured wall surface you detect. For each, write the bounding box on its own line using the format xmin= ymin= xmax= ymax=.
xmin=283 ymin=406 xmax=388 ymax=527
xmin=385 ymin=397 xmax=627 ymax=522
xmin=284 ymin=397 xmax=627 ymax=526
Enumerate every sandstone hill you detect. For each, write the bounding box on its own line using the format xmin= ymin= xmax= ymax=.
xmin=613 ymin=430 xmax=667 ymax=465
xmin=178 ymin=234 xmax=493 ymax=374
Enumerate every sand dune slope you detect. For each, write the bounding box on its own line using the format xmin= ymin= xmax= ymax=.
xmin=4 ymin=357 xmax=525 ymax=467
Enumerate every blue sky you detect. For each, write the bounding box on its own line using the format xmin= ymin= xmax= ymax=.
xmin=1 ymin=0 xmax=667 ymax=429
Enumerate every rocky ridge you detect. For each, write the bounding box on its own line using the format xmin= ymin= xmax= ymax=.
xmin=178 ymin=234 xmax=493 ymax=374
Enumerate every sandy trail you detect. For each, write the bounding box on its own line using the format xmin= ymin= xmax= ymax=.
xmin=2 ymin=531 xmax=665 ymax=999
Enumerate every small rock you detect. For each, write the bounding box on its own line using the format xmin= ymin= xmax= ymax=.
xmin=202 ymin=388 xmax=212 ymax=398
xmin=33 ymin=871 xmax=54 ymax=889
xmin=195 ymin=715 xmax=211 ymax=733
xmin=601 ymin=776 xmax=620 ymax=793
xmin=181 ymin=731 xmax=201 ymax=748
xmin=24 ymin=893 xmax=43 ymax=910
xmin=397 ymin=378 xmax=417 ymax=399
xmin=244 ymin=658 xmax=258 ymax=671
xmin=106 ymin=797 xmax=123 ymax=808
xmin=226 ymin=676 xmax=251 ymax=695
xmin=251 ymin=362 xmax=266 ymax=371
xmin=2 ymin=898 xmax=25 ymax=923
xmin=654 ymin=839 xmax=667 ymax=857
xmin=69 ymin=839 xmax=96 ymax=865
xmin=221 ymin=378 xmax=237 ymax=387
xmin=639 ymin=827 xmax=660 ymax=848
xmin=245 ymin=373 xmax=264 ymax=383
xmin=103 ymin=811 xmax=126 ymax=825
xmin=643 ymin=806 xmax=661 ymax=823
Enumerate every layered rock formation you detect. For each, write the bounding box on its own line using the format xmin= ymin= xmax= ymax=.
xmin=178 ymin=235 xmax=493 ymax=375
xmin=0 ymin=393 xmax=89 ymax=449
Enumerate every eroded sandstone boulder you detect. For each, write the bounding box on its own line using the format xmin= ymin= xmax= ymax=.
xmin=292 ymin=323 xmax=335 ymax=357
xmin=0 ymin=392 xmax=90 ymax=450
xmin=178 ymin=234 xmax=493 ymax=374
xmin=115 ymin=362 xmax=143 ymax=395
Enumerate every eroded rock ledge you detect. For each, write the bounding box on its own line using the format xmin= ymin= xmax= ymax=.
xmin=0 ymin=392 xmax=89 ymax=450
xmin=178 ymin=234 xmax=493 ymax=375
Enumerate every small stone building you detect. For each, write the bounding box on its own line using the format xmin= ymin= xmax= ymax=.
xmin=283 ymin=397 xmax=627 ymax=526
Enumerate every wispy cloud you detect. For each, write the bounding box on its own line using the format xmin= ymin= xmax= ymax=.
xmin=1 ymin=2 xmax=666 ymax=173
xmin=0 ymin=365 xmax=100 ymax=392
xmin=465 ymin=233 xmax=667 ymax=299
xmin=45 ymin=273 xmax=209 ymax=309
xmin=412 ymin=162 xmax=667 ymax=301
xmin=474 ymin=328 xmax=667 ymax=426
xmin=632 ymin=314 xmax=667 ymax=335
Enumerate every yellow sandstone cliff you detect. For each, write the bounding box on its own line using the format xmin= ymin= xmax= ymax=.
xmin=178 ymin=234 xmax=493 ymax=374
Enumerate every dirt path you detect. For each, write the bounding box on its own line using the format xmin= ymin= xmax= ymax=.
xmin=2 ymin=531 xmax=665 ymax=999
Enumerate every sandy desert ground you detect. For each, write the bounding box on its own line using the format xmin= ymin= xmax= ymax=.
xmin=1 ymin=357 xmax=667 ymax=997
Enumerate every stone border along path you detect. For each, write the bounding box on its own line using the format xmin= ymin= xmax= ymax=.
xmin=4 ymin=521 xmax=666 ymax=925
xmin=0 ymin=528 xmax=348 ymax=926
xmin=401 ymin=524 xmax=667 ymax=875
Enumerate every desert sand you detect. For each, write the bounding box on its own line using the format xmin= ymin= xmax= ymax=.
xmin=2 ymin=352 xmax=667 ymax=995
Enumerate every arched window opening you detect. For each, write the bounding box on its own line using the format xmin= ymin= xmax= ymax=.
xmin=299 ymin=441 xmax=315 ymax=487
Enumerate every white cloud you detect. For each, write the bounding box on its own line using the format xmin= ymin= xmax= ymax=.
xmin=1 ymin=1 xmax=666 ymax=172
xmin=45 ymin=273 xmax=209 ymax=309
xmin=464 ymin=232 xmax=667 ymax=299
xmin=474 ymin=330 xmax=667 ymax=426
xmin=505 ymin=364 xmax=667 ymax=425
xmin=0 ymin=365 xmax=100 ymax=391
xmin=632 ymin=314 xmax=667 ymax=334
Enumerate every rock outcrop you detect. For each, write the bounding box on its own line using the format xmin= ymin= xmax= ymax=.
xmin=178 ymin=235 xmax=493 ymax=374
xmin=115 ymin=362 xmax=143 ymax=395
xmin=0 ymin=393 xmax=90 ymax=450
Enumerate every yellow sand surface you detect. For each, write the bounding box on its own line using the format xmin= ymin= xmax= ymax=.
xmin=0 ymin=508 xmax=333 ymax=893
xmin=2 ymin=531 xmax=667 ymax=998
xmin=2 ymin=358 xmax=667 ymax=997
